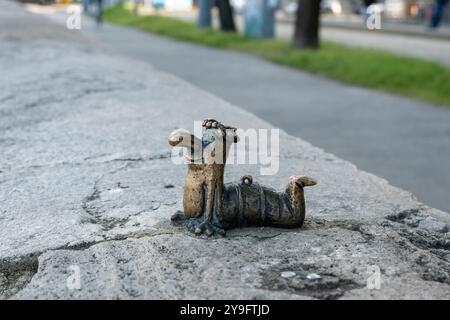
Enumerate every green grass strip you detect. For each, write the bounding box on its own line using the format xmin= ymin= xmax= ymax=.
xmin=104 ymin=5 xmax=450 ymax=107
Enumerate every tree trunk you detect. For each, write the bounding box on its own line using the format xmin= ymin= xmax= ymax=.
xmin=293 ymin=0 xmax=321 ymax=49
xmin=216 ymin=0 xmax=236 ymax=32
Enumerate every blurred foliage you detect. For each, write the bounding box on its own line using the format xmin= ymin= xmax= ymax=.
xmin=104 ymin=5 xmax=450 ymax=107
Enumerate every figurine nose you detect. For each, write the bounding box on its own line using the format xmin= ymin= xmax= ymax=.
xmin=168 ymin=135 xmax=182 ymax=146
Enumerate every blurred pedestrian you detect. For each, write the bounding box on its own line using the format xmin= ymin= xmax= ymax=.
xmin=362 ymin=0 xmax=377 ymax=12
xmin=82 ymin=0 xmax=90 ymax=14
xmin=361 ymin=0 xmax=377 ymax=25
xmin=361 ymin=0 xmax=377 ymax=26
xmin=430 ymin=0 xmax=449 ymax=28
xmin=95 ymin=0 xmax=103 ymax=25
xmin=216 ymin=0 xmax=236 ymax=31
xmin=198 ymin=0 xmax=214 ymax=28
xmin=363 ymin=0 xmax=376 ymax=6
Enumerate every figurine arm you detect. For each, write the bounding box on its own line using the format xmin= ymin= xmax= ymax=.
xmin=194 ymin=178 xmax=217 ymax=237
xmin=204 ymin=179 xmax=216 ymax=222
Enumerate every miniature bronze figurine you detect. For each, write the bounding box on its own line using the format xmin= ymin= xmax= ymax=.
xmin=169 ymin=119 xmax=316 ymax=236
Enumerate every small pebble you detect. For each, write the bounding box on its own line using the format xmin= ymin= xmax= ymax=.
xmin=365 ymin=228 xmax=377 ymax=236
xmin=306 ymin=273 xmax=321 ymax=280
xmin=280 ymin=271 xmax=296 ymax=278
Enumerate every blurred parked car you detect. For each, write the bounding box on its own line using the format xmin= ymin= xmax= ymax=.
xmin=382 ymin=0 xmax=431 ymax=21
xmin=322 ymin=0 xmax=344 ymax=14
xmin=363 ymin=1 xmax=439 ymax=23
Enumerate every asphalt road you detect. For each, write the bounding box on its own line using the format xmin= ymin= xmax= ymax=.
xmin=40 ymin=10 xmax=450 ymax=213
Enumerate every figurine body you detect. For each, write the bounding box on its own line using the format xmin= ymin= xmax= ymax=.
xmin=168 ymin=119 xmax=316 ymax=236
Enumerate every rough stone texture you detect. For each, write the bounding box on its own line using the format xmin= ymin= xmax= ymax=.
xmin=1 ymin=0 xmax=449 ymax=299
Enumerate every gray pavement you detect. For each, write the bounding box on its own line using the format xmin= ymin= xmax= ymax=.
xmin=40 ymin=9 xmax=450 ymax=212
xmin=320 ymin=26 xmax=450 ymax=67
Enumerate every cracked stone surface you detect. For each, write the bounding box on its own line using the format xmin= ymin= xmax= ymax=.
xmin=1 ymin=0 xmax=449 ymax=299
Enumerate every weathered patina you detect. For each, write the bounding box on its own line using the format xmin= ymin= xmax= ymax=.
xmin=169 ymin=119 xmax=316 ymax=236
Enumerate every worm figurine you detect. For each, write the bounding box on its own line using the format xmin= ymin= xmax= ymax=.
xmin=168 ymin=119 xmax=316 ymax=236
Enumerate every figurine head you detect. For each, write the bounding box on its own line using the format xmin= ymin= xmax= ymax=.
xmin=202 ymin=119 xmax=239 ymax=165
xmin=168 ymin=119 xmax=239 ymax=164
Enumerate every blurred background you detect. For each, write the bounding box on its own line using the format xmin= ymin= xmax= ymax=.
xmin=20 ymin=0 xmax=450 ymax=25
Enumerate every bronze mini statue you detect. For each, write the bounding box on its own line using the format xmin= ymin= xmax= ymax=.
xmin=169 ymin=119 xmax=316 ymax=236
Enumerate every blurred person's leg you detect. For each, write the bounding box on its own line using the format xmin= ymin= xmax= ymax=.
xmin=361 ymin=0 xmax=376 ymax=25
xmin=198 ymin=0 xmax=214 ymax=28
xmin=96 ymin=0 xmax=103 ymax=25
xmin=430 ymin=0 xmax=448 ymax=28
xmin=82 ymin=0 xmax=90 ymax=14
xmin=217 ymin=0 xmax=236 ymax=31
